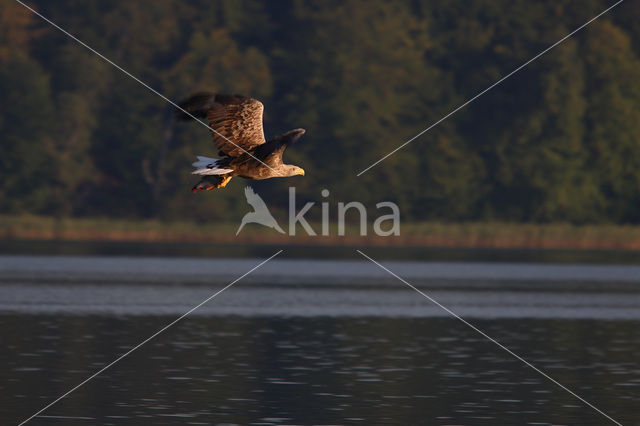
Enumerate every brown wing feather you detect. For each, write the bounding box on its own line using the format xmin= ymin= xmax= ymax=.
xmin=206 ymin=95 xmax=266 ymax=157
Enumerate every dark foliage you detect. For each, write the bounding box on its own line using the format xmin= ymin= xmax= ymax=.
xmin=1 ymin=0 xmax=638 ymax=223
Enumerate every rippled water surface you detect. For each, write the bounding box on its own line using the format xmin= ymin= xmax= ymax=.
xmin=1 ymin=252 xmax=639 ymax=425
xmin=4 ymin=316 xmax=640 ymax=425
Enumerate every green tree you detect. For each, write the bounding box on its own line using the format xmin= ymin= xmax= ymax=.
xmin=3 ymin=0 xmax=640 ymax=224
xmin=0 ymin=1 xmax=55 ymax=213
xmin=583 ymin=20 xmax=640 ymax=222
xmin=0 ymin=54 xmax=55 ymax=213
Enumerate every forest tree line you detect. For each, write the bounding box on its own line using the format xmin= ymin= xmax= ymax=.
xmin=1 ymin=0 xmax=640 ymax=223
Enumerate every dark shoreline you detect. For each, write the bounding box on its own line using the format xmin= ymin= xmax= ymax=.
xmin=3 ymin=239 xmax=640 ymax=265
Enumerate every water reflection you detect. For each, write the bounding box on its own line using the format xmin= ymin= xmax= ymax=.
xmin=2 ymin=252 xmax=639 ymax=424
xmin=3 ymin=315 xmax=639 ymax=425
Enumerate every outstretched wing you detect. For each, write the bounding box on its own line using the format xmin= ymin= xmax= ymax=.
xmin=177 ymin=93 xmax=266 ymax=157
xmin=244 ymin=186 xmax=269 ymax=212
xmin=205 ymin=94 xmax=266 ymax=157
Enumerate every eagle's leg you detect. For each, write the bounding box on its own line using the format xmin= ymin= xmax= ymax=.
xmin=218 ymin=175 xmax=232 ymax=188
xmin=193 ymin=175 xmax=232 ymax=192
xmin=204 ymin=175 xmax=231 ymax=190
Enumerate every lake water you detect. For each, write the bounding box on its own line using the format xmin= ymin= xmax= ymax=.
xmin=1 ymin=247 xmax=640 ymax=425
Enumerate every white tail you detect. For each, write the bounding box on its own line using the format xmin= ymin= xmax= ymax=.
xmin=191 ymin=156 xmax=234 ymax=175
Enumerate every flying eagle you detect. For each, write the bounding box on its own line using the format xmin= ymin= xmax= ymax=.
xmin=176 ymin=93 xmax=305 ymax=191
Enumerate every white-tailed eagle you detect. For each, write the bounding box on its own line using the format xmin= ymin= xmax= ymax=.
xmin=176 ymin=93 xmax=305 ymax=191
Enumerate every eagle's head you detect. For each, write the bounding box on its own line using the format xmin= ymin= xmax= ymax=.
xmin=281 ymin=164 xmax=305 ymax=177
